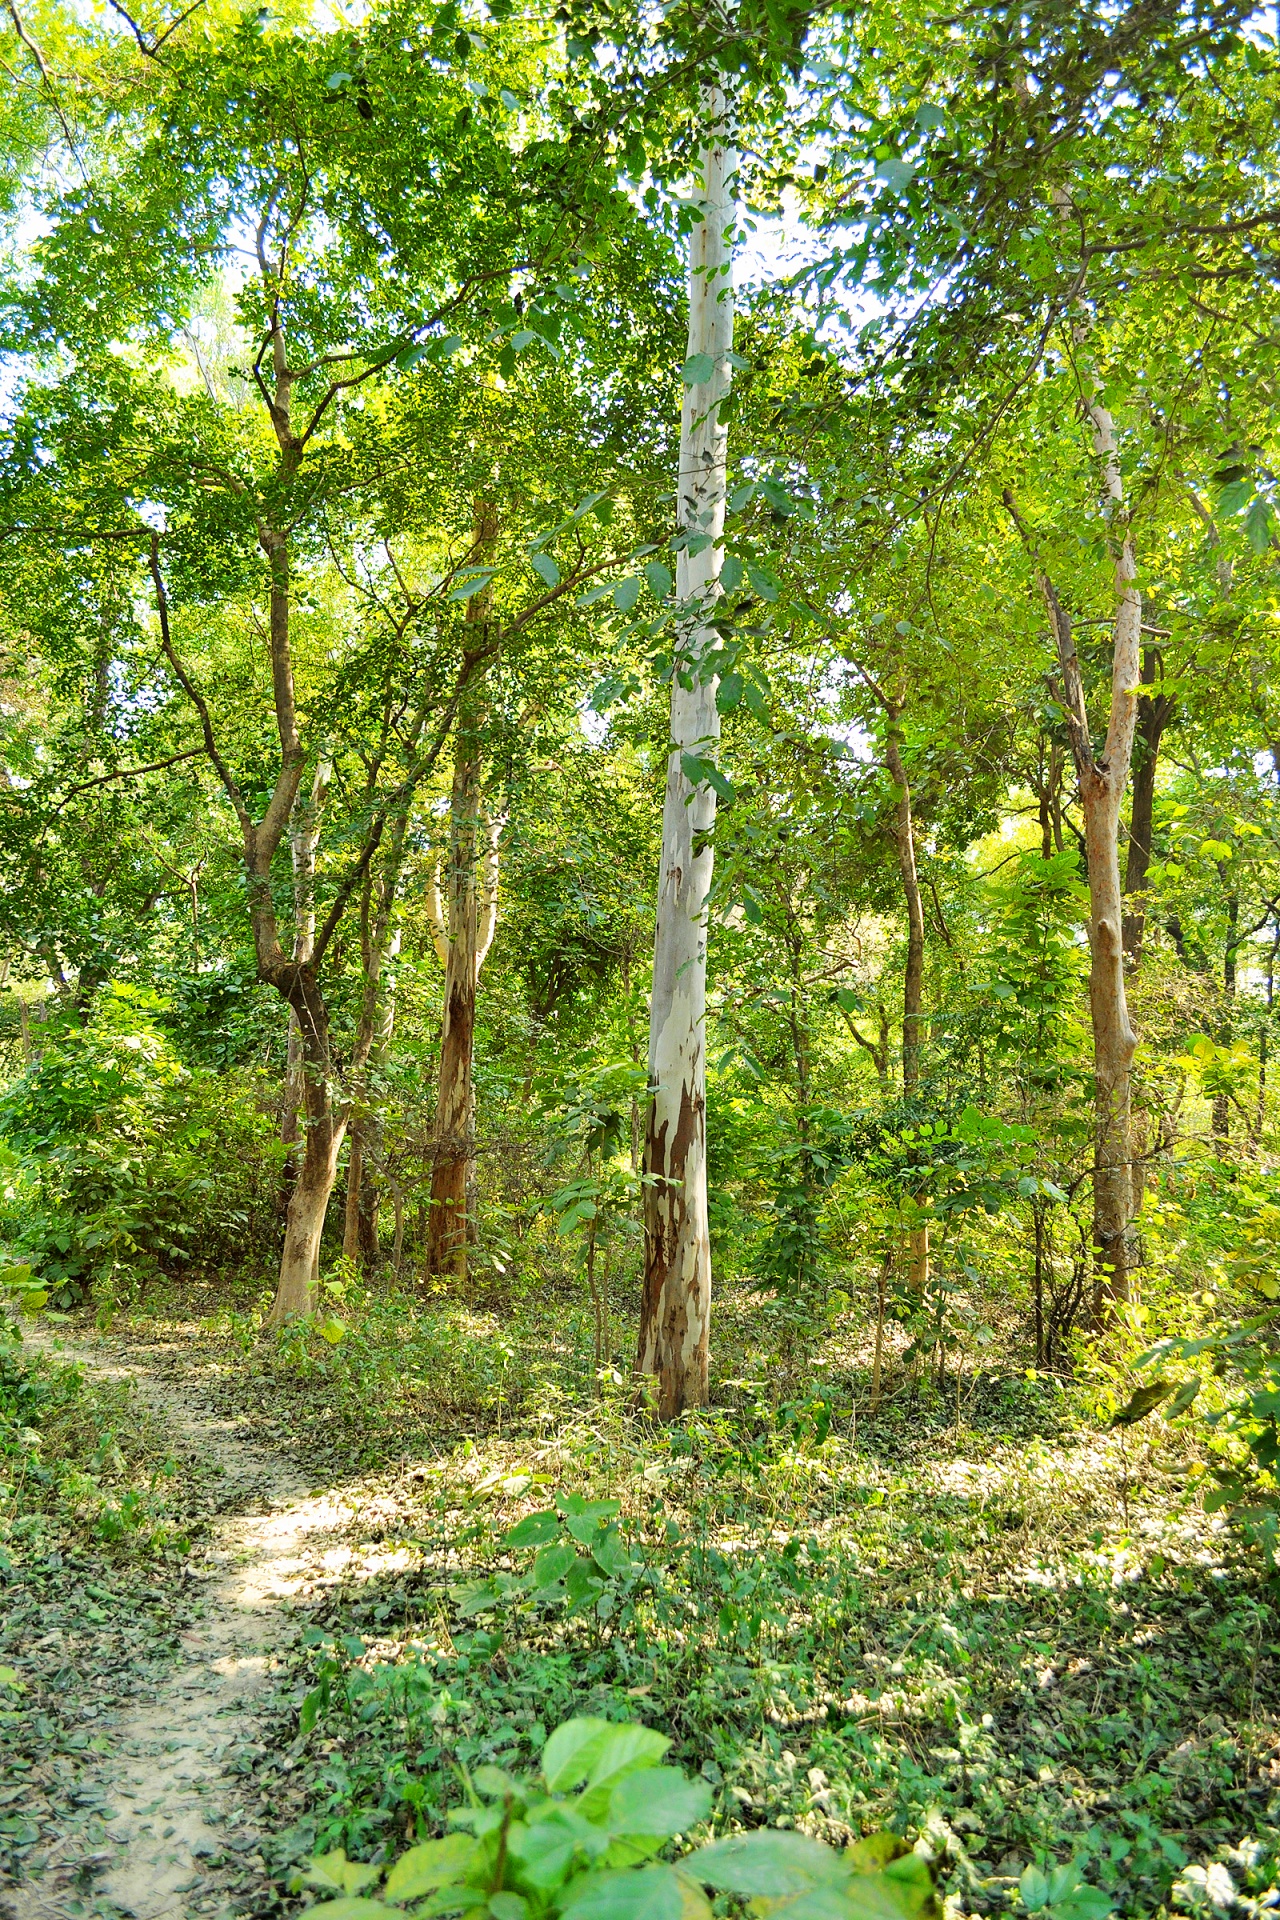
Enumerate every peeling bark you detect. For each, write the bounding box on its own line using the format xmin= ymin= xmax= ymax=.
xmin=637 ymin=90 xmax=735 ymax=1420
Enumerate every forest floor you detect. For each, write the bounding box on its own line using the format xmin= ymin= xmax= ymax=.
xmin=2 ymin=1295 xmax=1279 ymax=1920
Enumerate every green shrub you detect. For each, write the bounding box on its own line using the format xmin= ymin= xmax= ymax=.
xmin=0 ymin=985 xmax=285 ymax=1307
xmin=289 ymin=1715 xmax=943 ymax=1920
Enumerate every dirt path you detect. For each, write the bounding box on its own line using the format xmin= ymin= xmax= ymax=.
xmin=5 ymin=1325 xmax=365 ymax=1920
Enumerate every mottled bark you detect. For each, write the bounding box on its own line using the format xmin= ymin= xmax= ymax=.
xmin=1007 ymin=386 xmax=1142 ymax=1317
xmin=637 ymin=91 xmax=735 ymax=1420
xmin=426 ymin=512 xmax=501 ymax=1284
xmin=1121 ymin=650 xmax=1175 ymax=968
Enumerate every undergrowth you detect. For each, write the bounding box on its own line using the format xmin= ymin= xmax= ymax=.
xmin=228 ymin=1368 xmax=1280 ymax=1920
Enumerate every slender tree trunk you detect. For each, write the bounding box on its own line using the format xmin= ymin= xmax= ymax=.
xmin=425 ymin=527 xmax=501 ymax=1284
xmin=637 ymin=91 xmax=735 ymax=1420
xmin=1213 ymin=889 xmax=1238 ymax=1142
xmin=271 ymin=973 xmax=346 ymax=1323
xmin=1007 ymin=390 xmax=1142 ymax=1317
xmin=884 ymin=715 xmax=929 ymax=1294
xmin=1121 ymin=653 xmax=1175 ymax=969
xmin=343 ymin=852 xmax=404 ymax=1268
xmin=282 ymin=753 xmax=331 ymax=1182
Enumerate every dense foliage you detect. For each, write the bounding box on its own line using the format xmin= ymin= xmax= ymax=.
xmin=1 ymin=0 xmax=1279 ymax=1912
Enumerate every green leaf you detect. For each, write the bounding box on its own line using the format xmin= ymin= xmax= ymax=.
xmin=681 ymin=353 xmax=715 ymax=386
xmin=1110 ymin=1380 xmax=1173 ymax=1426
xmin=720 ymin=554 xmax=744 ymax=592
xmin=585 ymin=1723 xmax=670 ymax=1788
xmin=1245 ymin=497 xmax=1274 ymax=554
xmin=1020 ymin=1866 xmax=1051 ymax=1913
xmin=303 ymin=1851 xmax=384 ymax=1896
xmin=746 ymin=564 xmax=779 ymax=603
xmin=473 ymin=1765 xmax=520 ymax=1799
xmin=530 ymin=552 xmax=560 ymax=589
xmin=559 ymin=1496 xmax=620 ymax=1538
xmin=1162 ymin=1377 xmax=1201 ymax=1420
xmin=561 ymin=1865 xmax=685 ymax=1920
xmin=564 ymin=1556 xmax=606 ymax=1609
xmin=680 ymin=753 xmax=734 ymax=803
xmin=716 ymin=672 xmax=744 ymax=712
xmin=644 ymin=561 xmax=672 ymax=598
xmin=875 ymin=158 xmax=917 ymax=193
xmin=607 ymin=1769 xmax=712 ymax=1838
xmin=1052 ymin=1889 xmax=1115 ymax=1920
xmin=489 ymin=1895 xmax=527 ymax=1920
xmin=613 ymin=577 xmax=641 ymax=614
xmin=542 ymin=1718 xmax=613 ymax=1791
xmin=591 ymin=1527 xmax=634 ymax=1577
xmin=384 ymin=1835 xmax=478 ymax=1901
xmin=512 ymin=1803 xmax=609 ymax=1885
xmin=448 ymin=569 xmax=496 ymax=603
xmin=504 ymin=1510 xmax=560 ymax=1548
xmin=533 ymin=1543 xmax=577 ymax=1587
xmin=450 ymin=1581 xmax=501 ymax=1617
xmin=694 ymin=1832 xmax=847 ymax=1896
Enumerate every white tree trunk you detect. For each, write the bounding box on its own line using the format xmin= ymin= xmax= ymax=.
xmin=637 ymin=90 xmax=735 ymax=1419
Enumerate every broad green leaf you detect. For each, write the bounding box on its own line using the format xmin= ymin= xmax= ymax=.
xmin=1162 ymin=1377 xmax=1201 ymax=1420
xmin=1245 ymin=497 xmax=1274 ymax=554
xmin=504 ymin=1510 xmax=560 ymax=1548
xmin=450 ymin=1581 xmax=501 ymax=1617
xmin=542 ymin=1718 xmax=612 ymax=1791
xmin=489 ymin=1896 xmax=527 ymax=1920
xmin=448 ymin=569 xmax=496 ymax=603
xmin=644 ymin=561 xmax=672 ymax=598
xmin=585 ymin=1723 xmax=671 ymax=1788
xmin=681 ymin=353 xmax=715 ymax=386
xmin=694 ymin=1831 xmax=846 ymax=1896
xmin=607 ymin=1768 xmax=712 ymax=1837
xmin=875 ymin=158 xmax=917 ymax=193
xmin=591 ymin=1528 xmax=634 ymax=1578
xmin=1110 ymin=1381 xmax=1173 ymax=1426
xmin=384 ymin=1835 xmax=477 ymax=1901
xmin=720 ymin=554 xmax=745 ymax=591
xmin=564 ymin=1556 xmax=606 ymax=1609
xmin=613 ymin=577 xmax=641 ymax=614
xmin=303 ymin=1851 xmax=383 ymax=1896
xmin=746 ymin=563 xmax=779 ymax=603
xmin=561 ymin=1865 xmax=685 ymax=1920
xmin=1053 ymin=1890 xmax=1115 ymax=1920
xmin=533 ymin=1543 xmax=577 ymax=1588
xmin=530 ymin=552 xmax=560 ymax=589
xmin=1020 ymin=1866 xmax=1050 ymax=1913
xmin=473 ymin=1765 xmax=521 ymax=1799
xmin=511 ymin=1805 xmax=609 ymax=1886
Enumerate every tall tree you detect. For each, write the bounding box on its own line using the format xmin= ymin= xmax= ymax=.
xmin=636 ymin=86 xmax=735 ymax=1419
